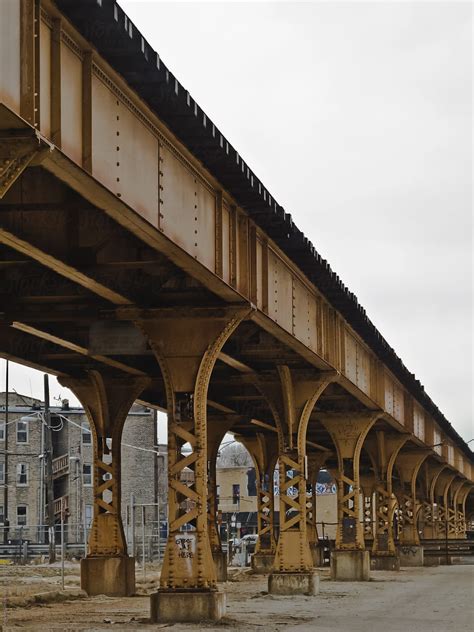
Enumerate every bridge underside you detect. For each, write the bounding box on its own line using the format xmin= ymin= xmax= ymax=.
xmin=0 ymin=17 xmax=472 ymax=620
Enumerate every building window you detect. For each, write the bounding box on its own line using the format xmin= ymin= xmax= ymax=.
xmin=103 ymin=472 xmax=112 ymax=482
xmin=0 ymin=462 xmax=4 ymax=485
xmin=216 ymin=484 xmax=220 ymax=499
xmin=0 ymin=504 xmax=4 ymax=523
xmin=83 ymin=464 xmax=92 ymax=486
xmin=232 ymin=484 xmax=240 ymax=505
xmin=16 ymin=418 xmax=28 ymax=443
xmin=17 ymin=505 xmax=27 ymax=526
xmin=81 ymin=421 xmax=91 ymax=445
xmin=16 ymin=463 xmax=28 ymax=486
xmin=85 ymin=504 xmax=93 ymax=528
xmin=0 ymin=420 xmax=4 ymax=441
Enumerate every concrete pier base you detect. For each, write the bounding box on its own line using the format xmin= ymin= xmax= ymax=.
xmin=398 ymin=545 xmax=424 ymax=567
xmin=439 ymin=555 xmax=453 ymax=566
xmin=423 ymin=555 xmax=440 ymax=567
xmin=251 ymin=552 xmax=275 ymax=574
xmin=80 ymin=555 xmax=135 ymax=596
xmin=371 ymin=554 xmax=400 ymax=571
xmin=330 ymin=550 xmax=370 ymax=581
xmin=268 ymin=571 xmax=319 ymax=596
xmin=213 ymin=550 xmax=228 ymax=582
xmin=150 ymin=590 xmax=226 ymax=623
xmin=310 ymin=543 xmax=323 ymax=567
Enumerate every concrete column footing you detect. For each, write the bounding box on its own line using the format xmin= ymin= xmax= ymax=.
xmin=268 ymin=571 xmax=319 ymax=596
xmin=370 ymin=554 xmax=400 ymax=571
xmin=213 ymin=549 xmax=228 ymax=582
xmin=150 ymin=590 xmax=226 ymax=623
xmin=330 ymin=550 xmax=370 ymax=581
xmin=251 ymin=553 xmax=275 ymax=574
xmin=423 ymin=556 xmax=440 ymax=567
xmin=80 ymin=555 xmax=135 ymax=596
xmin=398 ymin=545 xmax=424 ymax=567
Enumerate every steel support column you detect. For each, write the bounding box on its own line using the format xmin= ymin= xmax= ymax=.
xmin=139 ymin=308 xmax=249 ymax=622
xmin=320 ymin=413 xmax=379 ymax=580
xmin=267 ymin=368 xmax=334 ymax=595
xmin=364 ymin=433 xmax=408 ymax=570
xmin=239 ymin=433 xmax=278 ymax=574
xmin=59 ymin=370 xmax=150 ymax=596
xmin=419 ymin=463 xmax=447 ymax=539
xmin=432 ymin=469 xmax=456 ymax=541
xmin=394 ymin=450 xmax=429 ymax=566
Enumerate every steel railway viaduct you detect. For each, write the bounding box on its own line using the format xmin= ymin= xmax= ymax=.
xmin=0 ymin=0 xmax=472 ymax=623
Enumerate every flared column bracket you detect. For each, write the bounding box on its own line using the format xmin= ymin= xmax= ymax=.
xmin=364 ymin=432 xmax=408 ymax=556
xmin=59 ymin=370 xmax=150 ymax=557
xmin=394 ymin=450 xmax=430 ymax=546
xmin=139 ymin=306 xmax=251 ymax=591
xmin=319 ymin=412 xmax=381 ymax=551
xmin=238 ymin=433 xmax=279 ymax=557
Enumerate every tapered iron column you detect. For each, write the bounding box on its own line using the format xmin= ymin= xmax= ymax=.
xmin=364 ymin=433 xmax=408 ymax=570
xmin=320 ymin=413 xmax=379 ymax=581
xmin=240 ymin=433 xmax=278 ymax=574
xmin=267 ymin=368 xmax=335 ymax=595
xmin=394 ymin=450 xmax=429 ymax=566
xmin=140 ymin=307 xmax=249 ymax=623
xmin=431 ymin=469 xmax=456 ymax=541
xmin=59 ymin=371 xmax=150 ymax=596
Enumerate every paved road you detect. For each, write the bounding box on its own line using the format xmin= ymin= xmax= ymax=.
xmin=4 ymin=564 xmax=474 ymax=631
xmin=228 ymin=565 xmax=474 ymax=632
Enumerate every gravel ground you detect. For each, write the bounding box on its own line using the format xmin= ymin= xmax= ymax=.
xmin=0 ymin=562 xmax=473 ymax=631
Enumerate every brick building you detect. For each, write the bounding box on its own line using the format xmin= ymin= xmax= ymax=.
xmin=0 ymin=392 xmax=159 ymax=554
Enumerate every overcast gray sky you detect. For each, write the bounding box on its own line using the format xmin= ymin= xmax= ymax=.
xmin=2 ymin=1 xmax=472 ymax=444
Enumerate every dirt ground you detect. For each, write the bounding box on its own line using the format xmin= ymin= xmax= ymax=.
xmin=0 ymin=561 xmax=473 ymax=631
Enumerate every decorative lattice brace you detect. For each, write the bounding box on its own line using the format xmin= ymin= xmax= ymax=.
xmin=420 ymin=501 xmax=434 ymax=537
xmin=258 ymin=483 xmax=276 ymax=552
xmin=436 ymin=503 xmax=447 ymax=537
xmin=397 ymin=492 xmax=416 ymax=541
xmin=445 ymin=477 xmax=464 ymax=539
xmin=320 ymin=414 xmax=379 ymax=550
xmin=140 ymin=308 xmax=249 ymax=591
xmin=360 ymin=475 xmax=376 ymax=542
xmin=59 ymin=371 xmax=150 ymax=557
xmin=455 ymin=484 xmax=472 ymax=537
xmin=373 ymin=484 xmax=399 ymax=552
xmin=274 ymin=450 xmax=312 ymax=572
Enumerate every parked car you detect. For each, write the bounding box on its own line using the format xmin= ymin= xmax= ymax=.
xmin=241 ymin=534 xmax=258 ymax=545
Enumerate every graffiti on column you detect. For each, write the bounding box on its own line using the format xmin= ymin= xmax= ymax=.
xmin=273 ymin=469 xmax=336 ymax=496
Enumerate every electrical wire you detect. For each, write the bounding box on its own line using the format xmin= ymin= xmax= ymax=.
xmin=0 ymin=410 xmax=164 ymax=456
